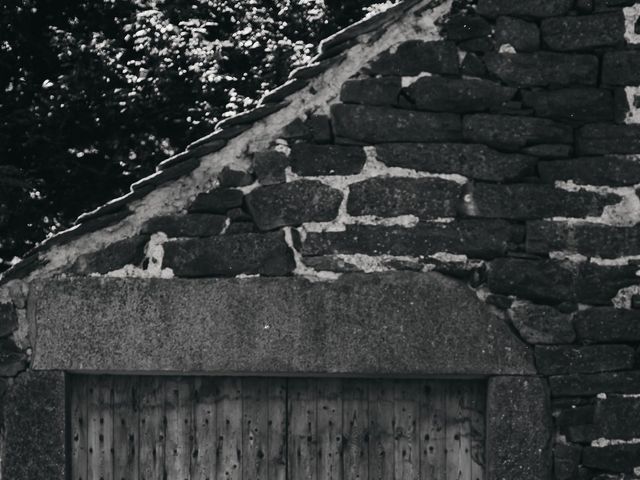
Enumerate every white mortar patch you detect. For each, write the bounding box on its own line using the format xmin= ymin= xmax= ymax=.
xmin=624 ymin=4 xmax=640 ymax=44
xmin=623 ymin=86 xmax=640 ymax=124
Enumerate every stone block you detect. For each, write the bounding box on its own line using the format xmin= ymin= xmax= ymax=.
xmin=142 ymin=214 xmax=227 ymax=237
xmin=574 ymin=307 xmax=640 ymax=342
xmin=477 ymin=0 xmax=573 ymax=18
xmin=188 ymin=188 xmax=244 ymax=214
xmin=0 ymin=338 xmax=27 ymax=376
xmin=71 ymin=235 xmax=148 ymax=275
xmin=484 ymin=52 xmax=599 ymax=87
xmin=366 ymin=40 xmax=459 ymax=76
xmin=163 ymin=231 xmax=295 ymax=277
xmin=305 ymin=114 xmax=332 ymax=144
xmin=245 ymin=180 xmax=342 ymax=230
xmin=486 ymin=376 xmax=552 ymax=480
xmin=554 ymin=443 xmax=583 ymax=480
xmin=523 ymin=144 xmax=573 ymax=158
xmin=290 ymin=144 xmax=366 ymax=176
xmin=401 ymin=76 xmax=516 ymax=112
xmin=252 ymin=150 xmax=289 ymax=185
xmin=375 ymin=143 xmax=537 ymax=182
xmin=541 ymin=12 xmax=625 ymax=51
xmin=535 ymin=345 xmax=636 ymax=375
xmin=583 ymin=444 xmax=640 ymax=473
xmin=522 ymin=88 xmax=614 ymax=123
xmin=495 ymin=16 xmax=540 ymax=52
xmin=218 ymin=167 xmax=254 ymax=188
xmin=602 ymin=50 xmax=640 ymax=86
xmin=509 ymin=303 xmax=576 ymax=344
xmin=445 ymin=14 xmax=492 ymax=41
xmin=462 ymin=114 xmax=573 ymax=151
xmin=539 ymin=156 xmax=640 ymax=186
xmin=550 ymin=371 xmax=640 ymax=396
xmin=577 ymin=124 xmax=640 ymax=155
xmin=0 ymin=303 xmax=18 ymax=337
xmin=461 ymin=52 xmax=487 ymax=76
xmin=331 ymin=104 xmax=462 ymax=144
xmin=347 ymin=177 xmax=462 ymax=219
xmin=340 ymin=77 xmax=402 ymax=107
xmin=593 ymin=395 xmax=640 ymax=439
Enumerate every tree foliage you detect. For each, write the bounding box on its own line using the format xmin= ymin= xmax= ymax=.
xmin=0 ymin=0 xmax=383 ymax=269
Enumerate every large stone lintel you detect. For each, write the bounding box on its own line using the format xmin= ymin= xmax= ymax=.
xmin=29 ymin=272 xmax=534 ymax=375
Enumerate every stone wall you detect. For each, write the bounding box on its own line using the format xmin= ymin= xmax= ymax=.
xmin=3 ymin=0 xmax=640 ymax=478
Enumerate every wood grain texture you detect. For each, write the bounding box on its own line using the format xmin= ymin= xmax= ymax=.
xmin=113 ymin=376 xmax=139 ymax=480
xmin=87 ymin=376 xmax=114 ymax=480
xmin=317 ymin=379 xmax=343 ymax=480
xmin=192 ymin=377 xmax=217 ymax=480
xmin=71 ymin=376 xmax=88 ymax=480
xmin=139 ymin=377 xmax=165 ymax=480
xmin=342 ymin=380 xmax=368 ymax=480
xmin=216 ymin=378 xmax=242 ymax=480
xmin=242 ymin=377 xmax=269 ymax=480
xmin=288 ymin=378 xmax=318 ymax=480
xmin=368 ymin=379 xmax=395 ymax=480
xmin=420 ymin=381 xmax=447 ymax=480
xmin=267 ymin=379 xmax=287 ymax=480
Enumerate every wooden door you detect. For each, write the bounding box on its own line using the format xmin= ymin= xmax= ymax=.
xmin=69 ymin=376 xmax=485 ymax=480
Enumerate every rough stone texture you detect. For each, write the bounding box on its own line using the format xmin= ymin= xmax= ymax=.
xmin=0 ymin=338 xmax=27 ymax=376
xmin=509 ymin=303 xmax=576 ymax=344
xmin=541 ymin=12 xmax=625 ymax=51
xmin=252 ymin=150 xmax=289 ymax=185
xmin=302 ymin=256 xmax=362 ymax=273
xmin=245 ymin=180 xmax=342 ymax=230
xmin=71 ymin=235 xmax=148 ymax=274
xmin=523 ymin=144 xmax=573 ymax=158
xmin=495 ymin=16 xmax=540 ymax=52
xmin=522 ymin=88 xmax=614 ymax=123
xmin=218 ymin=167 xmax=254 ymax=188
xmin=602 ymin=50 xmax=640 ymax=86
xmin=445 ymin=14 xmax=492 ymax=41
xmin=366 ymin=40 xmax=459 ymax=76
xmin=142 ymin=214 xmax=227 ymax=237
xmin=550 ymin=371 xmax=640 ymax=396
xmin=583 ymin=444 xmax=640 ymax=473
xmin=347 ymin=177 xmax=462 ymax=219
xmin=302 ymin=220 xmax=523 ymax=259
xmin=163 ymin=231 xmax=295 ymax=277
xmin=527 ymin=221 xmax=640 ymax=258
xmin=477 ymin=0 xmax=573 ymax=18
xmin=554 ymin=443 xmax=582 ymax=480
xmin=576 ymin=124 xmax=640 ymax=155
xmin=2 ymin=371 xmax=66 ymax=480
xmin=539 ymin=156 xmax=640 ymax=186
xmin=484 ymin=52 xmax=599 ymax=87
xmin=486 ymin=376 xmax=552 ymax=480
xmin=461 ymin=52 xmax=487 ymax=76
xmin=189 ymin=188 xmax=244 ymax=214
xmin=574 ymin=307 xmax=640 ymax=342
xmin=535 ymin=345 xmax=636 ymax=375
xmin=330 ymin=104 xmax=462 ymax=144
xmin=375 ymin=143 xmax=537 ymax=182
xmin=401 ymin=76 xmax=516 ymax=112
xmin=340 ymin=77 xmax=402 ymax=107
xmin=290 ymin=144 xmax=366 ymax=176
xmin=0 ymin=303 xmax=18 ymax=337
xmin=593 ymin=395 xmax=640 ymax=441
xmin=460 ymin=183 xmax=617 ymax=220
xmin=463 ymin=114 xmax=573 ymax=151
xmin=29 ymin=274 xmax=535 ymax=375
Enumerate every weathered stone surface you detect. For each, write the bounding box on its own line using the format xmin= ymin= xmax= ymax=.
xmin=366 ymin=40 xmax=459 ymax=76
xmin=290 ymin=144 xmax=366 ymax=176
xmin=189 ymin=188 xmax=244 ymax=214
xmin=593 ymin=395 xmax=640 ymax=439
xmin=539 ymin=156 xmax=640 ymax=186
xmin=401 ymin=76 xmax=516 ymax=112
xmin=302 ymin=256 xmax=362 ymax=273
xmin=252 ymin=150 xmax=289 ymax=185
xmin=71 ymin=235 xmax=148 ymax=274
xmin=541 ymin=12 xmax=625 ymax=51
xmin=527 ymin=221 xmax=640 ymax=258
xmin=218 ymin=167 xmax=253 ymax=188
xmin=340 ymin=77 xmax=401 ymax=106
xmin=163 ymin=231 xmax=295 ymax=277
xmin=0 ymin=303 xmax=18 ymax=337
xmin=246 ymin=180 xmax=342 ymax=230
xmin=375 ymin=143 xmax=536 ymax=181
xmin=550 ymin=371 xmax=640 ymax=396
xmin=460 ymin=183 xmax=618 ymax=220
xmin=577 ymin=263 xmax=640 ymax=305
xmin=302 ymin=220 xmax=522 ymax=259
xmin=331 ymin=104 xmax=462 ymax=144
xmin=594 ymin=0 xmax=637 ymax=11
xmin=583 ymin=444 xmax=640 ymax=473
xmin=486 ymin=376 xmax=552 ymax=480
xmin=460 ymin=52 xmax=487 ymax=76
xmin=522 ymin=88 xmax=614 ymax=123
xmin=554 ymin=444 xmax=582 ymax=480
xmin=602 ymin=50 xmax=640 ymax=85
xmin=445 ymin=14 xmax=492 ymax=41
xmin=347 ymin=177 xmax=462 ymax=219
xmin=30 ymin=273 xmax=535 ymax=375
xmin=574 ymin=307 xmax=640 ymax=342
xmin=509 ymin=303 xmax=576 ymax=344
xmin=305 ymin=114 xmax=332 ymax=144
xmin=2 ymin=371 xmax=66 ymax=480
xmin=523 ymin=144 xmax=573 ymax=158
xmin=477 ymin=0 xmax=573 ymax=18
xmin=485 ymin=52 xmax=599 ymax=87
xmin=463 ymin=114 xmax=573 ymax=150
xmin=0 ymin=338 xmax=27 ymax=376
xmin=142 ymin=214 xmax=226 ymax=237
xmin=535 ymin=345 xmax=636 ymax=375
xmin=495 ymin=16 xmax=540 ymax=52
xmin=577 ymin=124 xmax=640 ymax=155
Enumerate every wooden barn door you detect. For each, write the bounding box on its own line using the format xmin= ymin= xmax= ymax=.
xmin=69 ymin=376 xmax=485 ymax=480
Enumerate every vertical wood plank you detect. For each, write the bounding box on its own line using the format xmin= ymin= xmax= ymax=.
xmin=71 ymin=376 xmax=88 ymax=480
xmin=165 ymin=377 xmax=194 ymax=480
xmin=342 ymin=380 xmax=368 ymax=480
xmin=420 ymin=381 xmax=447 ymax=480
xmin=446 ymin=382 xmax=472 ymax=480
xmin=468 ymin=382 xmax=486 ymax=480
xmin=87 ymin=376 xmax=114 ymax=480
xmin=192 ymin=377 xmax=218 ymax=480
xmin=317 ymin=379 xmax=343 ymax=480
xmin=394 ymin=380 xmax=419 ymax=480
xmin=113 ymin=377 xmax=139 ymax=480
xmin=216 ymin=377 xmax=243 ymax=480
xmin=288 ymin=378 xmax=317 ymax=480
xmin=242 ymin=378 xmax=269 ymax=480
xmin=368 ymin=379 xmax=395 ymax=480
xmin=139 ymin=377 xmax=165 ymax=480
xmin=267 ymin=379 xmax=287 ymax=480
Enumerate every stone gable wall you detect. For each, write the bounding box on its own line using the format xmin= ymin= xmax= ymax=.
xmin=3 ymin=0 xmax=640 ymax=478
